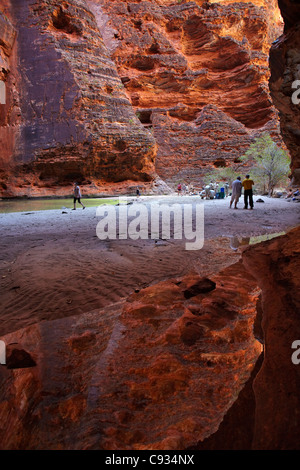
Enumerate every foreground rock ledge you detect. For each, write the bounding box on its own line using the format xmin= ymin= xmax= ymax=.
xmin=0 ymin=227 xmax=299 ymax=450
xmin=193 ymin=226 xmax=300 ymax=450
xmin=0 ymin=259 xmax=261 ymax=449
xmin=243 ymin=226 xmax=300 ymax=450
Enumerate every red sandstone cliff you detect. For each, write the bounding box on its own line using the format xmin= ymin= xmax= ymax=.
xmin=0 ymin=0 xmax=156 ymax=197
xmin=0 ymin=0 xmax=284 ymax=196
xmin=88 ymin=0 xmax=284 ymax=184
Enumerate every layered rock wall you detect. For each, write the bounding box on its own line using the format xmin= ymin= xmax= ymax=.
xmin=0 ymin=6 xmax=19 ymax=190
xmin=0 ymin=0 xmax=156 ymax=197
xmin=89 ymin=0 xmax=284 ymax=184
xmin=0 ymin=0 xmax=285 ymax=195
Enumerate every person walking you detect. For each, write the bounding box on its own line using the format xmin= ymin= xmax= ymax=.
xmin=229 ymin=176 xmax=242 ymax=209
xmin=242 ymin=174 xmax=255 ymax=209
xmin=73 ymin=182 xmax=85 ymax=210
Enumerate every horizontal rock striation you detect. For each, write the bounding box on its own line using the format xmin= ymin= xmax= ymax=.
xmin=153 ymin=104 xmax=253 ymax=182
xmin=0 ymin=0 xmax=156 ymax=197
xmin=89 ymin=0 xmax=284 ymax=184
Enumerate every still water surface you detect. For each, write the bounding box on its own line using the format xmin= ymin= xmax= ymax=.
xmin=0 ymin=198 xmax=117 ymax=214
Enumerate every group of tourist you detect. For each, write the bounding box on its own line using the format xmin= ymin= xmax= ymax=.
xmin=229 ymin=175 xmax=255 ymax=210
xmin=72 ymin=176 xmax=255 ymax=211
xmin=178 ymin=181 xmax=229 ymax=199
xmin=286 ymin=187 xmax=300 ymax=201
xmin=177 ymin=183 xmax=192 ymax=195
xmin=177 ymin=176 xmax=255 ymax=210
xmin=200 ymin=181 xmax=229 ymax=200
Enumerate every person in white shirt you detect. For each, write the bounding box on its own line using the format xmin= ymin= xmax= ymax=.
xmin=229 ymin=177 xmax=242 ymax=209
xmin=73 ymin=182 xmax=85 ymax=210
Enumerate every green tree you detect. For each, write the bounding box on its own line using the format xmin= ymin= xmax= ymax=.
xmin=203 ymin=167 xmax=239 ymax=187
xmin=203 ymin=159 xmax=246 ymax=187
xmin=243 ymin=133 xmax=290 ymax=196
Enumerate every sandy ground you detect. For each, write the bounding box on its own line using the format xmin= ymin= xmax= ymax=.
xmin=0 ymin=195 xmax=299 ymax=336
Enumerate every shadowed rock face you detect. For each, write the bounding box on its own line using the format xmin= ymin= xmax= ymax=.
xmin=269 ymin=0 xmax=300 ymax=185
xmin=243 ymin=227 xmax=300 ymax=449
xmin=191 ymin=226 xmax=300 ymax=450
xmin=0 ymin=0 xmax=284 ymax=195
xmin=0 ymin=0 xmax=156 ymax=197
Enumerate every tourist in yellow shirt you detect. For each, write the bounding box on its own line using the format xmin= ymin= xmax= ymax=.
xmin=242 ymin=175 xmax=255 ymax=209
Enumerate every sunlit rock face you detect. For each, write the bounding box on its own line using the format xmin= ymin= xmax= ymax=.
xmin=0 ymin=0 xmax=156 ymax=197
xmin=0 ymin=260 xmax=261 ymax=450
xmin=88 ymin=0 xmax=283 ymax=183
xmin=269 ymin=0 xmax=300 ymax=186
xmin=0 ymin=0 xmax=284 ymax=195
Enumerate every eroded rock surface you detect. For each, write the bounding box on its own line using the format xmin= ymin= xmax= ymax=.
xmin=0 ymin=0 xmax=284 ymax=195
xmin=89 ymin=0 xmax=283 ymax=183
xmin=0 ymin=261 xmax=261 ymax=450
xmin=243 ymin=227 xmax=300 ymax=449
xmin=0 ymin=0 xmax=156 ymax=197
xmin=191 ymin=226 xmax=300 ymax=450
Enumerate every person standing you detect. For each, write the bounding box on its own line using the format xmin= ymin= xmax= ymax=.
xmin=229 ymin=176 xmax=242 ymax=209
xmin=242 ymin=174 xmax=255 ymax=209
xmin=205 ymin=182 xmax=214 ymax=199
xmin=73 ymin=182 xmax=85 ymax=210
